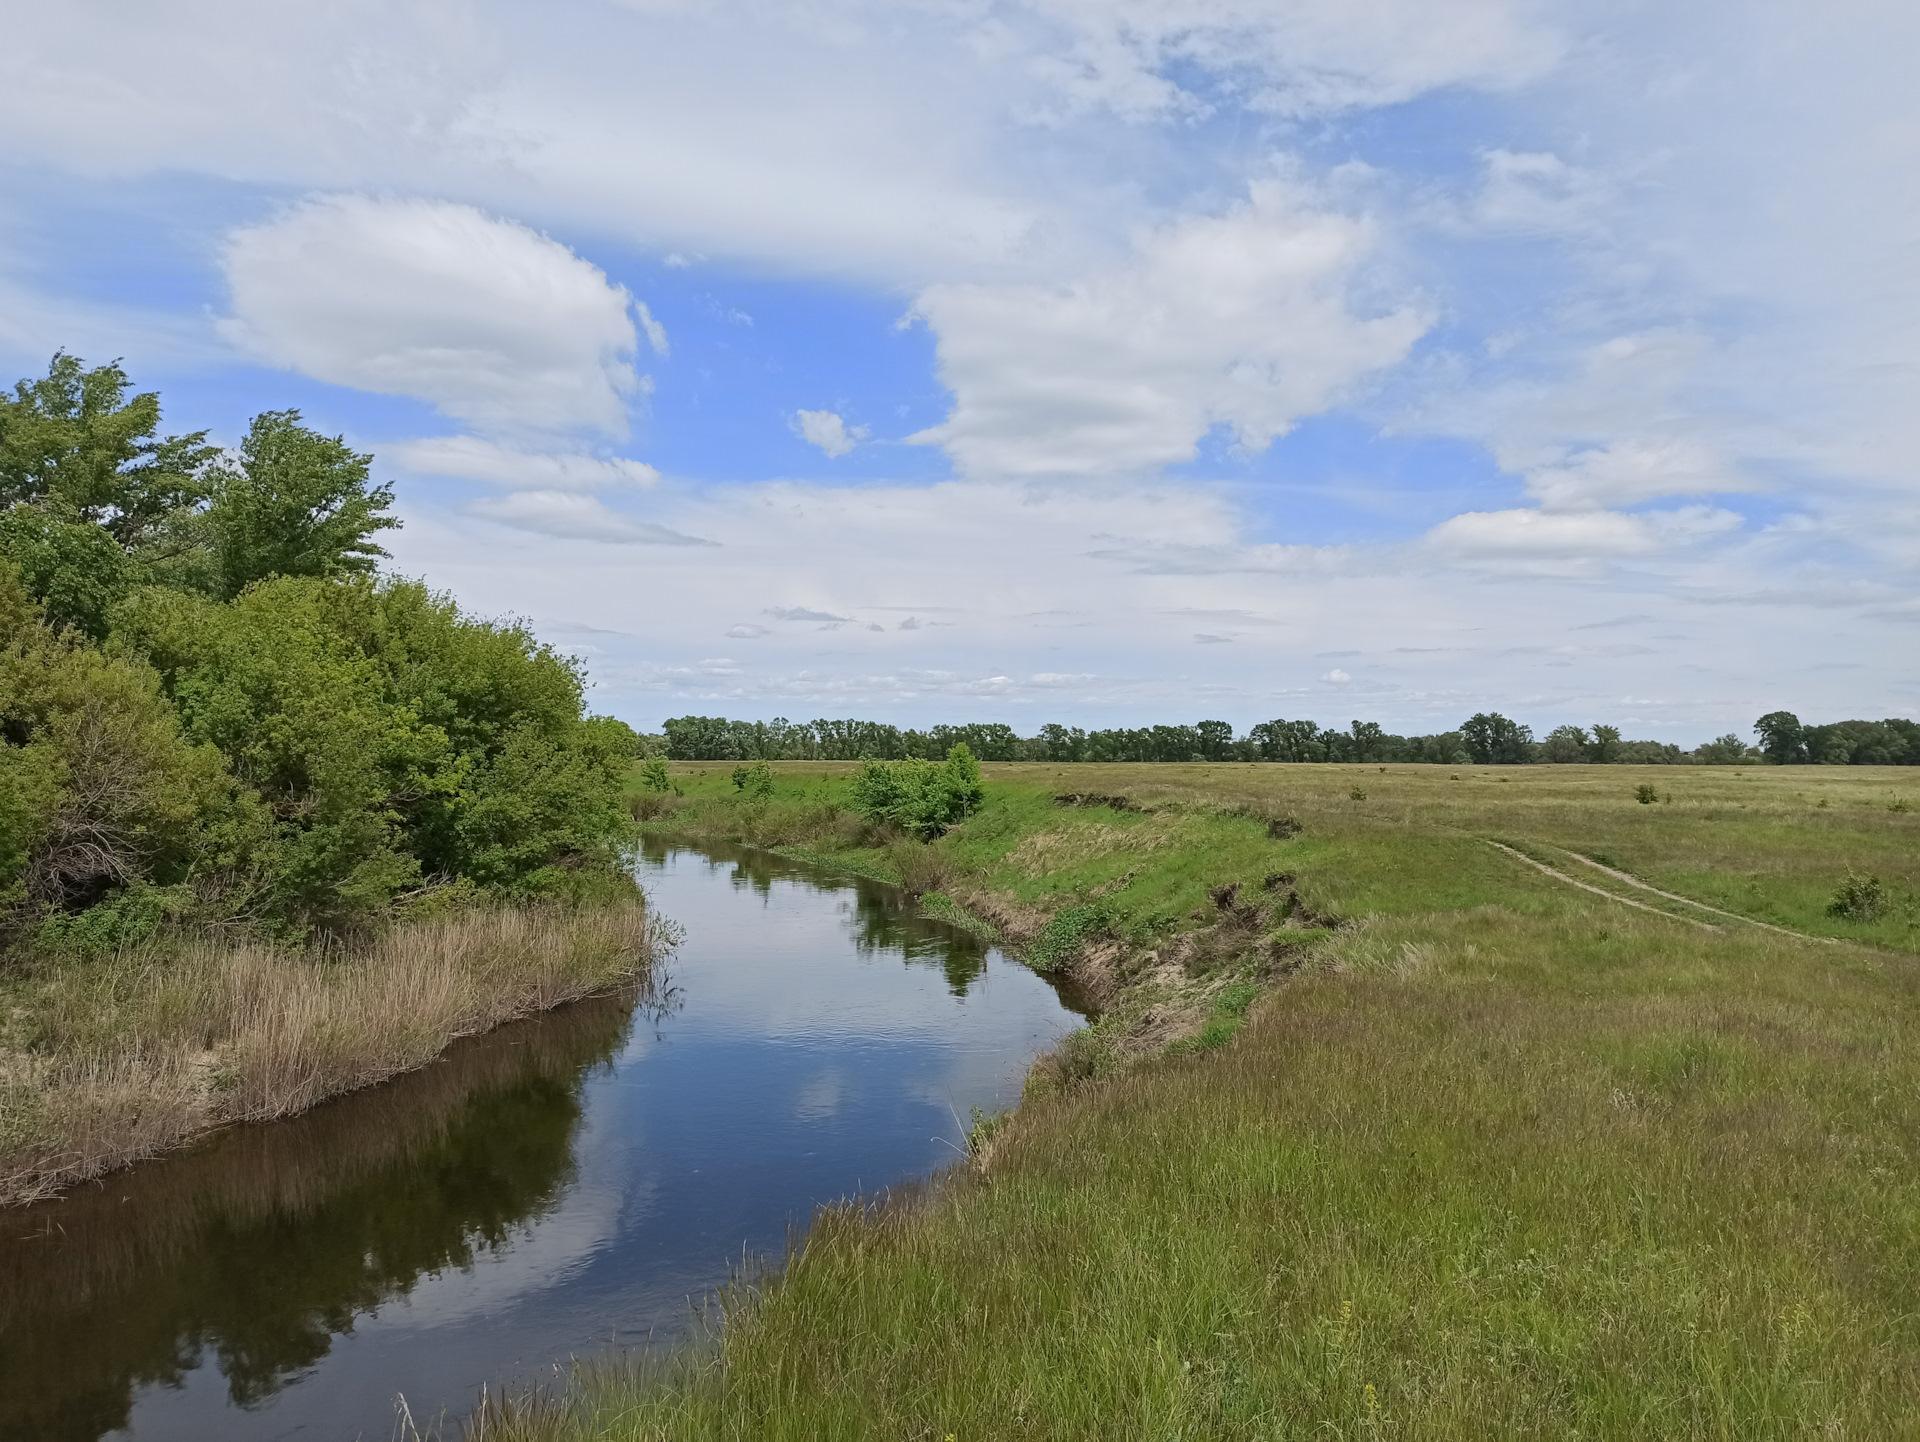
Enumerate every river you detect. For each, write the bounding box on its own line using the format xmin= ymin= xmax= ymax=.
xmin=0 ymin=841 xmax=1084 ymax=1441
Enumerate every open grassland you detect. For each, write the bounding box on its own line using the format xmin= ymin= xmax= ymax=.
xmin=0 ymin=902 xmax=666 ymax=1207
xmin=484 ymin=761 xmax=1920 ymax=1439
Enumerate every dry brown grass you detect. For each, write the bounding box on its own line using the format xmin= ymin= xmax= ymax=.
xmin=0 ymin=901 xmax=665 ymax=1206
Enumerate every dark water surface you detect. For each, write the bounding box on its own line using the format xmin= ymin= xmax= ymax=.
xmin=1 ymin=843 xmax=1084 ymax=1441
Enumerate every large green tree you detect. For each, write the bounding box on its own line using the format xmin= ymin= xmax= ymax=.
xmin=205 ymin=411 xmax=398 ymax=600
xmin=0 ymin=354 xmax=216 ymax=634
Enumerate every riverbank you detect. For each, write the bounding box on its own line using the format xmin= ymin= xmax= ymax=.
xmin=475 ymin=759 xmax=1920 ymax=1438
xmin=0 ymin=900 xmax=666 ymax=1207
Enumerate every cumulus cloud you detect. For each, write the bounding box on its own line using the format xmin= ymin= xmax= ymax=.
xmin=221 ymin=194 xmax=646 ymax=436
xmin=395 ymin=436 xmax=660 ymax=490
xmin=794 ymin=409 xmax=868 ymax=458
xmin=468 ymin=490 xmax=713 ymax=545
xmin=910 ymin=181 xmax=1428 ymax=479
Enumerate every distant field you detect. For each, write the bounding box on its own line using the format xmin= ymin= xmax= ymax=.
xmin=501 ymin=761 xmax=1920 ymax=1439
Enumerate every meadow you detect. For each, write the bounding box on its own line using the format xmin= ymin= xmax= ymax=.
xmin=480 ymin=759 xmax=1920 ymax=1440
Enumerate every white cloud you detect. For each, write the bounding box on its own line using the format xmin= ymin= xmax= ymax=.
xmin=636 ymin=302 xmax=670 ymax=356
xmin=0 ymin=0 xmax=1564 ymax=283
xmin=1425 ymin=504 xmax=1742 ymax=574
xmin=1461 ymin=149 xmax=1612 ymax=235
xmin=1524 ymin=439 xmax=1743 ymax=512
xmin=468 ymin=490 xmax=712 ymax=545
xmin=794 ymin=409 xmax=868 ymax=458
xmin=385 ymin=471 xmax=1917 ymax=737
xmin=396 ymin=436 xmax=660 ymax=490
xmin=726 ymin=624 xmax=769 ymax=639
xmin=220 ymin=195 xmax=645 ymax=436
xmin=909 ymin=180 xmax=1428 ymax=479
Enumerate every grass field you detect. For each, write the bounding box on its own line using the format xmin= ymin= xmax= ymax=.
xmin=484 ymin=761 xmax=1920 ymax=1439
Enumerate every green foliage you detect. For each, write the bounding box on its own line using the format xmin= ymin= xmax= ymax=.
xmin=1827 ymin=872 xmax=1883 ymax=921
xmin=204 ymin=410 xmax=398 ymax=599
xmin=0 ymin=351 xmax=635 ymax=948
xmin=730 ymin=760 xmax=775 ymax=798
xmin=1463 ymin=711 xmax=1535 ymax=764
xmin=638 ymin=757 xmax=673 ymax=793
xmin=113 ymin=574 xmax=630 ymax=929
xmin=1693 ymin=732 xmax=1752 ymax=765
xmin=847 ymin=744 xmax=985 ymax=840
xmin=31 ymin=883 xmax=189 ymax=957
xmin=1755 ymin=710 xmax=1806 ymax=765
xmin=1541 ymin=724 xmax=1591 ymax=763
xmin=0 ymin=567 xmax=259 ymax=939
xmin=1026 ymin=901 xmax=1110 ymax=971
xmin=1634 ymin=783 xmax=1660 ymax=805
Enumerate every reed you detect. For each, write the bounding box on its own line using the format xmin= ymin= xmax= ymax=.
xmin=0 ymin=901 xmax=665 ymax=1206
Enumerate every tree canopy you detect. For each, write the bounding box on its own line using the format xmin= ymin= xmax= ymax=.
xmin=1 ymin=355 xmax=635 ymax=952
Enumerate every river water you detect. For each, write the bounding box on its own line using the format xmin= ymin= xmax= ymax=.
xmin=0 ymin=842 xmax=1084 ymax=1441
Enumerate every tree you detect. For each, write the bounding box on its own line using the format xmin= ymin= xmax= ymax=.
xmin=1348 ymin=719 xmax=1386 ymax=761
xmin=1541 ymin=725 xmax=1591 ymax=764
xmin=0 ymin=354 xmax=215 ymax=549
xmin=206 ymin=411 xmax=397 ymax=599
xmin=1462 ymin=712 xmax=1534 ymax=765
xmin=1754 ymin=711 xmax=1806 ymax=765
xmin=1590 ymin=724 xmax=1622 ymax=764
xmin=0 ymin=354 xmax=217 ymax=632
xmin=1693 ymin=733 xmax=1750 ymax=765
xmin=1196 ymin=719 xmax=1235 ymax=761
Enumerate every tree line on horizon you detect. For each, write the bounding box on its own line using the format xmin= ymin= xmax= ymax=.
xmin=660 ymin=711 xmax=1920 ymax=767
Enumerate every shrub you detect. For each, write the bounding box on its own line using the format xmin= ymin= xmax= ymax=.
xmin=1635 ymin=784 xmax=1660 ymax=805
xmin=730 ymin=760 xmax=775 ymax=798
xmin=1828 ymin=872 xmax=1884 ymax=921
xmin=846 ymin=744 xmax=984 ymax=841
xmin=638 ymin=757 xmax=672 ymax=793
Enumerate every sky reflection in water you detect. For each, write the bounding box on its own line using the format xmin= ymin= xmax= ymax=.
xmin=1 ymin=842 xmax=1083 ymax=1442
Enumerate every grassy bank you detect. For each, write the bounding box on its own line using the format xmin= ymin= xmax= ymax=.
xmin=462 ymin=759 xmax=1920 ymax=1439
xmin=0 ymin=900 xmax=667 ymax=1207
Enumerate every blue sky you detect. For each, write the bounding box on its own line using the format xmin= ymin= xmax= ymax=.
xmin=3 ymin=1 xmax=1915 ymax=741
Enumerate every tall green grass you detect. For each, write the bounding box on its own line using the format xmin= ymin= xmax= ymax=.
xmin=488 ymin=760 xmax=1920 ymax=1438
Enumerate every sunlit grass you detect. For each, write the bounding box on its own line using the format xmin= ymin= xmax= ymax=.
xmin=0 ymin=902 xmax=665 ymax=1205
xmin=482 ymin=760 xmax=1920 ymax=1438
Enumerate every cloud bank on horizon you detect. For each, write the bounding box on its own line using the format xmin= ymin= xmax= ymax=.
xmin=1 ymin=0 xmax=1914 ymax=740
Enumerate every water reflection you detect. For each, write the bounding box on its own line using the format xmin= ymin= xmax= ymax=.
xmin=0 ymin=990 xmax=652 ymax=1442
xmin=3 ymin=845 xmax=1082 ymax=1442
xmin=662 ymin=839 xmax=990 ymax=997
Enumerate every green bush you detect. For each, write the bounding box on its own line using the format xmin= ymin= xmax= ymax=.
xmin=1828 ymin=872 xmax=1884 ymax=921
xmin=847 ymin=744 xmax=984 ymax=840
xmin=731 ymin=760 xmax=775 ymax=798
xmin=1 ymin=355 xmax=640 ymax=951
